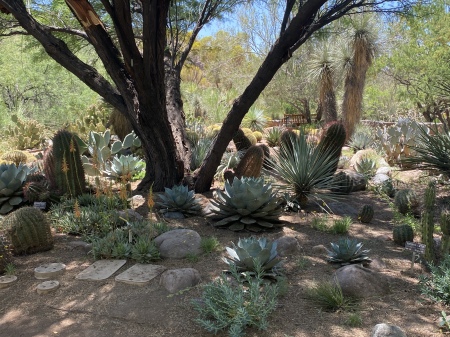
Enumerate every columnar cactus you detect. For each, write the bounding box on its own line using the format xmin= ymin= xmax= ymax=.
xmin=51 ymin=130 xmax=86 ymax=198
xmin=233 ymin=145 xmax=264 ymax=180
xmin=1 ymin=206 xmax=53 ymax=255
xmin=317 ymin=122 xmax=346 ymax=174
xmin=422 ymin=181 xmax=436 ymax=263
xmin=440 ymin=209 xmax=450 ymax=256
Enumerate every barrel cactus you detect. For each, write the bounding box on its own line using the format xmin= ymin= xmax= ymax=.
xmin=1 ymin=150 xmax=28 ymax=166
xmin=394 ymin=189 xmax=419 ymax=215
xmin=23 ymin=181 xmax=51 ymax=203
xmin=0 ymin=163 xmax=36 ymax=214
xmin=233 ymin=128 xmax=252 ymax=152
xmin=209 ymin=176 xmax=283 ymax=232
xmin=1 ymin=207 xmax=53 ymax=255
xmin=331 ymin=171 xmax=354 ymax=194
xmin=156 ymin=184 xmax=202 ymax=216
xmin=393 ymin=224 xmax=414 ymax=246
xmin=51 ymin=130 xmax=86 ymax=198
xmin=223 ymin=237 xmax=282 ymax=275
xmin=226 ymin=145 xmax=264 ymax=183
xmin=358 ymin=204 xmax=374 ymax=223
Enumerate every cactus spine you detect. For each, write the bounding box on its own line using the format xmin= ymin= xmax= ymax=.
xmin=52 ymin=130 xmax=86 ymax=198
xmin=393 ymin=224 xmax=414 ymax=246
xmin=1 ymin=207 xmax=53 ymax=255
xmin=440 ymin=209 xmax=450 ymax=257
xmin=422 ymin=181 xmax=436 ymax=264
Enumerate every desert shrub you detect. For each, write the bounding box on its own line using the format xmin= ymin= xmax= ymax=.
xmin=307 ymin=280 xmax=357 ymax=312
xmin=419 ymin=255 xmax=450 ymax=305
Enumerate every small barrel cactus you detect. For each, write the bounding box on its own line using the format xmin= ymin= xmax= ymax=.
xmin=394 ymin=189 xmax=419 ymax=215
xmin=331 ymin=171 xmax=354 ymax=194
xmin=23 ymin=181 xmax=51 ymax=203
xmin=358 ymin=204 xmax=374 ymax=223
xmin=393 ymin=224 xmax=414 ymax=246
xmin=1 ymin=206 xmax=53 ymax=255
xmin=1 ymin=150 xmax=28 ymax=166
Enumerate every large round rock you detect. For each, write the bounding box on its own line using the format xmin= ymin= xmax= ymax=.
xmin=334 ymin=264 xmax=390 ymax=299
xmin=154 ymin=229 xmax=202 ymax=259
xmin=371 ymin=323 xmax=407 ymax=337
xmin=160 ymin=268 xmax=201 ymax=293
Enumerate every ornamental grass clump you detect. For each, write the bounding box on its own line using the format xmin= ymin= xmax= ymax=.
xmin=209 ymin=176 xmax=283 ymax=232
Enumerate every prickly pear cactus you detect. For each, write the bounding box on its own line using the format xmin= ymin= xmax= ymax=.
xmin=393 ymin=224 xmax=414 ymax=246
xmin=394 ymin=189 xmax=419 ymax=215
xmin=358 ymin=204 xmax=374 ymax=223
xmin=1 ymin=207 xmax=53 ymax=255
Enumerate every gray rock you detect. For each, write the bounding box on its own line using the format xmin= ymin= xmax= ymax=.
xmin=376 ymin=167 xmax=391 ymax=176
xmin=327 ymin=201 xmax=359 ymax=217
xmin=160 ymin=268 xmax=201 ymax=293
xmin=154 ymin=229 xmax=202 ymax=259
xmin=312 ymin=244 xmax=327 ymax=255
xmin=334 ymin=264 xmax=390 ymax=299
xmin=275 ymin=236 xmax=300 ymax=256
xmin=372 ymin=173 xmax=390 ymax=185
xmin=368 ymin=258 xmax=387 ymax=271
xmin=371 ymin=323 xmax=407 ymax=337
xmin=130 ymin=195 xmax=146 ymax=209
xmin=66 ymin=241 xmax=92 ymax=253
xmin=332 ymin=170 xmax=367 ymax=192
xmin=118 ymin=209 xmax=143 ymax=223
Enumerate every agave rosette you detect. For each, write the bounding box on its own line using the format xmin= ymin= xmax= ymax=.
xmin=326 ymin=238 xmax=371 ymax=265
xmin=223 ymin=237 xmax=282 ymax=274
xmin=156 ymin=184 xmax=202 ymax=216
xmin=209 ymin=176 xmax=283 ymax=232
xmin=0 ymin=163 xmax=36 ymax=214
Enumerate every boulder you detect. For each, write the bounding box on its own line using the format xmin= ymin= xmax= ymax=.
xmin=334 ymin=264 xmax=390 ymax=299
xmin=371 ymin=323 xmax=407 ymax=337
xmin=376 ymin=166 xmax=392 ymax=176
xmin=160 ymin=268 xmax=201 ymax=293
xmin=154 ymin=229 xmax=202 ymax=259
xmin=130 ymin=195 xmax=146 ymax=209
xmin=275 ymin=236 xmax=300 ymax=256
xmin=349 ymin=149 xmax=378 ymax=168
xmin=372 ymin=173 xmax=390 ymax=185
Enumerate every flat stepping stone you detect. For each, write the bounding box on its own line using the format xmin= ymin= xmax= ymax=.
xmin=76 ymin=260 xmax=127 ymax=281
xmin=115 ymin=264 xmax=166 ymax=286
xmin=0 ymin=275 xmax=17 ymax=289
xmin=36 ymin=280 xmax=60 ymax=294
xmin=35 ymin=263 xmax=66 ymax=279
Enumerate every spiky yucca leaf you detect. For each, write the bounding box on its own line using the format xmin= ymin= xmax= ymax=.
xmin=156 ymin=184 xmax=202 ymax=216
xmin=209 ymin=177 xmax=283 ymax=232
xmin=223 ymin=237 xmax=282 ymax=274
xmin=326 ymin=238 xmax=371 ymax=265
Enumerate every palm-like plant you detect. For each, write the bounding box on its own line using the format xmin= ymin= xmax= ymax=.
xmin=341 ymin=16 xmax=377 ymax=141
xmin=308 ymin=43 xmax=337 ymax=125
xmin=267 ymin=132 xmax=340 ymax=205
xmin=242 ymin=107 xmax=267 ymax=132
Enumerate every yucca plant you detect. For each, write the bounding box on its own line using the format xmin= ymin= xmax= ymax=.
xmin=209 ymin=177 xmax=283 ymax=232
xmin=156 ymin=184 xmax=202 ymax=216
xmin=267 ymin=131 xmax=340 ymax=206
xmin=403 ymin=125 xmax=450 ymax=176
xmin=191 ymin=137 xmax=214 ymax=171
xmin=223 ymin=237 xmax=282 ymax=276
xmin=264 ymin=127 xmax=284 ymax=147
xmin=326 ymin=238 xmax=371 ymax=266
xmin=242 ymin=107 xmax=267 ymax=132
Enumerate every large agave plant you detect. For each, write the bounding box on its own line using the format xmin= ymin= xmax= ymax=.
xmin=326 ymin=238 xmax=371 ymax=266
xmin=0 ymin=163 xmax=36 ymax=214
xmin=348 ymin=132 xmax=374 ymax=153
xmin=209 ymin=176 xmax=283 ymax=232
xmin=223 ymin=237 xmax=282 ymax=275
xmin=267 ymin=132 xmax=340 ymax=205
xmin=156 ymin=184 xmax=202 ymax=216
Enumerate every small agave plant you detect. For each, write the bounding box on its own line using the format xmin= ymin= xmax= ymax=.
xmin=326 ymin=238 xmax=371 ymax=266
xmin=104 ymin=154 xmax=144 ymax=179
xmin=156 ymin=184 xmax=202 ymax=216
xmin=223 ymin=237 xmax=282 ymax=276
xmin=209 ymin=176 xmax=283 ymax=232
xmin=0 ymin=163 xmax=37 ymax=214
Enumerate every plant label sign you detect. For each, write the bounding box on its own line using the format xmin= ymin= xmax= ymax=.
xmin=405 ymin=241 xmax=426 ymax=254
xmin=33 ymin=202 xmax=47 ymax=210
xmin=405 ymin=241 xmax=426 ymax=271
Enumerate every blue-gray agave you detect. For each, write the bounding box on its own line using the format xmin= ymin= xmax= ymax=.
xmin=0 ymin=163 xmax=37 ymax=214
xmin=209 ymin=176 xmax=283 ymax=232
xmin=156 ymin=184 xmax=202 ymax=216
xmin=326 ymin=238 xmax=371 ymax=266
xmin=223 ymin=237 xmax=282 ymax=275
xmin=104 ymin=154 xmax=144 ymax=179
